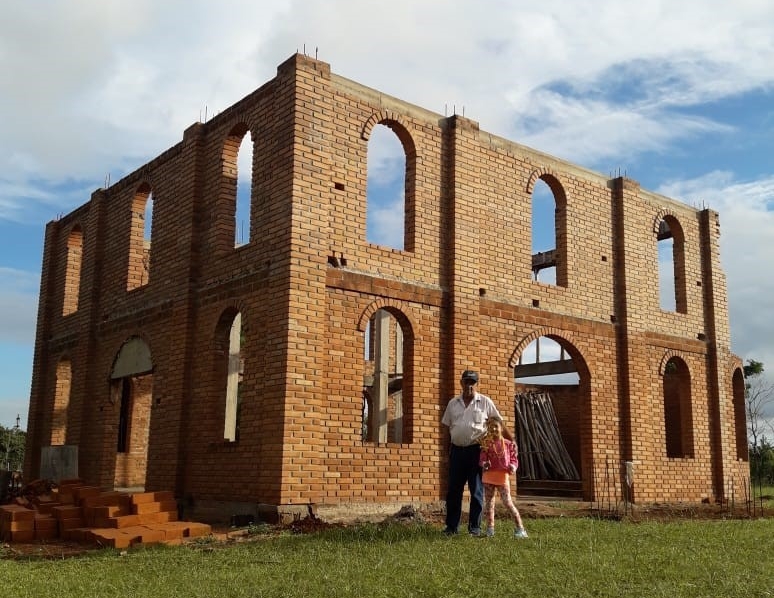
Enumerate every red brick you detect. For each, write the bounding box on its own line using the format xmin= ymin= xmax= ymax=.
xmin=23 ymin=53 xmax=744 ymax=517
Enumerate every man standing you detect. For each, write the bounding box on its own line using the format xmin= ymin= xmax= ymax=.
xmin=441 ymin=370 xmax=502 ymax=535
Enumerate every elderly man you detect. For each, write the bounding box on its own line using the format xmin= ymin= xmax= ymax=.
xmin=441 ymin=370 xmax=502 ymax=535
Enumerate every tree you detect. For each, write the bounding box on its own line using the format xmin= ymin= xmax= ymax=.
xmin=749 ymin=438 xmax=774 ymax=485
xmin=744 ymin=359 xmax=774 ymax=452
xmin=745 ymin=360 xmax=774 ymax=489
xmin=0 ymin=421 xmax=25 ymax=472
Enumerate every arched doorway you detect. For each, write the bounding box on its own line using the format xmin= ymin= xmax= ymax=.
xmin=511 ymin=334 xmax=592 ymax=499
xmin=110 ymin=337 xmax=153 ymax=489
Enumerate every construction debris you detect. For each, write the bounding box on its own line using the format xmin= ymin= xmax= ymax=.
xmin=0 ymin=479 xmax=210 ymax=548
xmin=515 ymin=391 xmax=580 ymax=481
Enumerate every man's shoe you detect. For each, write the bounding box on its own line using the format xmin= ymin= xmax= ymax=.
xmin=469 ymin=528 xmax=481 ymax=537
xmin=442 ymin=527 xmax=458 ymax=536
xmin=514 ymin=528 xmax=528 ymax=538
xmin=486 ymin=527 xmax=495 ymax=537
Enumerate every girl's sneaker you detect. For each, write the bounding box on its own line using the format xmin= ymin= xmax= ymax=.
xmin=514 ymin=528 xmax=528 ymax=538
xmin=486 ymin=527 xmax=495 ymax=537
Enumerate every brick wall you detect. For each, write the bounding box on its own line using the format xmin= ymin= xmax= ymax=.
xmin=25 ymin=54 xmax=747 ymax=518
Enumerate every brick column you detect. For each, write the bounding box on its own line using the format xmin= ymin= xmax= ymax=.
xmin=611 ymin=176 xmax=643 ymax=497
xmin=699 ymin=208 xmax=735 ymax=499
xmin=440 ymin=115 xmax=484 ymax=393
xmin=78 ymin=189 xmax=109 ymax=485
xmin=24 ymin=221 xmax=60 ymax=477
xmin=276 ymin=54 xmax=333 ymax=509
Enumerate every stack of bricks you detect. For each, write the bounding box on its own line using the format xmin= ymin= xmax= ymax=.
xmin=0 ymin=504 xmax=36 ymax=542
xmin=0 ymin=480 xmax=211 ymax=549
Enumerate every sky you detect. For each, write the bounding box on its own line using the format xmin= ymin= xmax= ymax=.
xmin=1 ymin=0 xmax=774 ymax=432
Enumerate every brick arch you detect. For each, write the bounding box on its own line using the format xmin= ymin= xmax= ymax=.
xmin=66 ymin=223 xmax=84 ymax=245
xmin=357 ymin=298 xmax=418 ymax=336
xmin=54 ymin=350 xmax=73 ymax=364
xmin=526 ymin=168 xmax=567 ymax=207
xmin=212 ymin=302 xmax=249 ymax=350
xmin=358 ymin=297 xmax=417 ymax=445
xmin=127 ymin=182 xmax=154 ymax=290
xmin=361 ymin=111 xmax=417 ymax=252
xmin=652 ymin=208 xmax=686 ymax=239
xmin=658 ymin=349 xmax=691 ymax=376
xmin=63 ymin=224 xmax=84 ymax=316
xmin=222 ymin=122 xmax=252 ymax=172
xmin=361 ymin=110 xmax=412 ymax=144
xmin=216 ymin=122 xmax=254 ymax=250
xmin=213 ymin=301 xmax=248 ymax=330
xmin=653 ymin=208 xmax=687 ymax=313
xmin=508 ymin=327 xmax=577 ymax=369
xmin=727 ymin=355 xmax=743 ymax=380
xmin=130 ymin=182 xmax=153 ymax=224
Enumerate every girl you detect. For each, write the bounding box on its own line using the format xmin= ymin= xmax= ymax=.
xmin=479 ymin=417 xmax=528 ymax=538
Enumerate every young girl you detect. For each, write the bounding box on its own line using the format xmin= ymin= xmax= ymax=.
xmin=479 ymin=417 xmax=528 ymax=538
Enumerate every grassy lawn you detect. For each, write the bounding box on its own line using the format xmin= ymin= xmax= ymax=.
xmin=751 ymin=484 xmax=774 ymax=509
xmin=2 ymin=517 xmax=774 ymax=598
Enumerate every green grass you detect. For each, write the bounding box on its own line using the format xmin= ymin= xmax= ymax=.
xmin=751 ymin=484 xmax=774 ymax=509
xmin=2 ymin=518 xmax=773 ymax=598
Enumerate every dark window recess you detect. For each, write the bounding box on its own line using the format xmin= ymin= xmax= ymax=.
xmin=117 ymin=378 xmax=131 ymax=453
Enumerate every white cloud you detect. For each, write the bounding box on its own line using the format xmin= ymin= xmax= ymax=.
xmin=2 ymin=0 xmax=773 ymax=215
xmin=366 ymin=126 xmax=406 ymax=248
xmin=657 ymin=171 xmax=774 ymax=404
xmin=367 ymin=195 xmax=405 ymax=250
xmin=3 ymin=0 xmax=774 ymax=426
xmin=512 ymin=89 xmax=732 ymax=165
xmin=0 ymin=0 xmax=291 ymax=219
xmin=0 ymin=268 xmax=39 ymax=345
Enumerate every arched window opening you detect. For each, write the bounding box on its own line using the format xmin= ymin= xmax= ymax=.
xmin=235 ymin=132 xmax=253 ymax=247
xmin=663 ymin=357 xmax=694 ymax=458
xmin=110 ymin=336 xmax=153 ymax=489
xmin=51 ymin=358 xmax=71 ymax=445
xmin=144 ymin=193 xmax=154 ymax=242
xmin=530 ymin=176 xmax=567 ymax=286
xmin=223 ymin=312 xmax=243 ymax=442
xmin=366 ymin=122 xmax=415 ymax=251
xmin=515 ymin=337 xmax=579 ymax=386
xmin=127 ymin=184 xmax=153 ymax=290
xmin=362 ymin=308 xmax=409 ymax=444
xmin=732 ymin=368 xmax=748 ymax=461
xmin=657 ymin=216 xmax=687 ymax=313
xmin=63 ymin=226 xmax=83 ymax=315
xmin=513 ymin=336 xmax=583 ymax=488
xmin=219 ymin=124 xmax=252 ymax=251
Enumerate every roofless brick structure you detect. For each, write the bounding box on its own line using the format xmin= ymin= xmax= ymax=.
xmin=25 ymin=54 xmax=748 ymax=521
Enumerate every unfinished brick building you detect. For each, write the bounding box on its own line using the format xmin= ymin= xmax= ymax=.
xmin=25 ymin=54 xmax=749 ymax=521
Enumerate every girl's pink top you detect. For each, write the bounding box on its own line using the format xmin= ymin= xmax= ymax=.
xmin=479 ymin=438 xmax=518 ymax=471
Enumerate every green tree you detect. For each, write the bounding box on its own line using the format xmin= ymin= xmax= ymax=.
xmin=749 ymin=438 xmax=774 ymax=485
xmin=0 ymin=421 xmax=25 ymax=472
xmin=744 ymin=360 xmax=774 ymax=451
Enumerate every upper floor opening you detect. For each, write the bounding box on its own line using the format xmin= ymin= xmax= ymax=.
xmin=530 ymin=174 xmax=567 ymax=287
xmin=365 ymin=120 xmax=416 ymax=252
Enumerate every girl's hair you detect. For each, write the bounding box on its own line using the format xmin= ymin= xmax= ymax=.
xmin=482 ymin=416 xmax=514 ymax=444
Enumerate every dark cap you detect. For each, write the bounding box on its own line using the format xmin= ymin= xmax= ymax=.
xmin=461 ymin=370 xmax=479 ymax=383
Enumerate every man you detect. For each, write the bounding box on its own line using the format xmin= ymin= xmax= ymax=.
xmin=441 ymin=370 xmax=502 ymax=535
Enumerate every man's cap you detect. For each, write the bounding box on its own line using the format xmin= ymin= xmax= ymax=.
xmin=461 ymin=370 xmax=479 ymax=383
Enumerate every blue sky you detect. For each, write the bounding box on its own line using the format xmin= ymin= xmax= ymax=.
xmin=2 ymin=0 xmax=774 ymax=429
